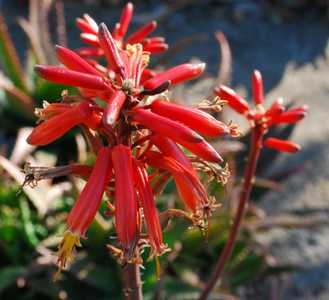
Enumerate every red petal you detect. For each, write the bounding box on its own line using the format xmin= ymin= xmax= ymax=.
xmin=134 ymin=160 xmax=165 ymax=255
xmin=104 ymin=90 xmax=126 ymax=126
xmin=27 ymin=103 xmax=94 ymax=145
xmin=126 ymin=21 xmax=157 ymax=44
xmin=252 ymin=70 xmax=264 ymax=105
xmin=268 ymin=109 xmax=307 ymax=125
xmin=76 ymin=47 xmax=103 ymax=58
xmin=76 ymin=18 xmax=93 ymax=34
xmin=214 ymin=85 xmax=249 ymax=114
xmin=264 ymin=138 xmax=300 ymax=153
xmin=98 ymin=23 xmax=126 ymax=78
xmin=117 ymin=2 xmax=133 ymax=40
xmin=80 ymin=33 xmax=100 ymax=47
xmin=151 ymin=99 xmax=229 ymax=137
xmin=179 ymin=139 xmax=223 ymax=163
xmin=82 ymin=14 xmax=98 ymax=33
xmin=55 ymin=45 xmax=103 ymax=76
xmin=150 ymin=135 xmax=194 ymax=172
xmin=144 ymin=151 xmax=209 ymax=214
xmin=35 ymin=65 xmax=108 ymax=90
xmin=143 ymin=63 xmax=205 ymax=90
xmin=130 ymin=108 xmax=203 ymax=144
xmin=143 ymin=42 xmax=168 ymax=54
xmin=265 ymin=98 xmax=285 ymax=117
xmin=112 ymin=145 xmax=138 ymax=251
xmin=140 ymin=69 xmax=155 ymax=83
xmin=67 ymin=147 xmax=112 ymax=235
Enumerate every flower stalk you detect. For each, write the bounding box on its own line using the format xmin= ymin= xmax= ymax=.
xmin=122 ymin=263 xmax=143 ymax=300
xmin=198 ymin=126 xmax=264 ymax=300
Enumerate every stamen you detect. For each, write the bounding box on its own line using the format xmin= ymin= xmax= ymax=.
xmin=55 ymin=231 xmax=81 ymax=280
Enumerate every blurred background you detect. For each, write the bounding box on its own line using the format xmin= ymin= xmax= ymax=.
xmin=0 ymin=1 xmax=329 ymax=299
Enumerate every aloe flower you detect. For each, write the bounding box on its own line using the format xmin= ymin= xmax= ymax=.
xmin=215 ymin=70 xmax=308 ymax=153
xmin=76 ymin=2 xmax=168 ymax=58
xmin=25 ymin=10 xmax=231 ymax=279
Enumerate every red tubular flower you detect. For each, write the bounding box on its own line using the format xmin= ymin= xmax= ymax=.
xmin=267 ymin=108 xmax=307 ymax=125
xmin=143 ymin=42 xmax=168 ymax=54
xmin=34 ymin=102 xmax=72 ymax=121
xmin=57 ymin=147 xmax=112 ymax=270
xmin=133 ymin=160 xmax=166 ymax=255
xmin=150 ymin=136 xmax=198 ymax=213
xmin=252 ymin=70 xmax=264 ymax=105
xmin=179 ymin=139 xmax=223 ymax=163
xmin=150 ymin=135 xmax=195 ymax=172
xmin=142 ymin=63 xmax=206 ymax=90
xmin=150 ymin=99 xmax=229 ymax=138
xmin=112 ymin=145 xmax=138 ymax=254
xmin=264 ymin=137 xmax=300 ymax=153
xmin=76 ymin=14 xmax=98 ymax=35
xmin=76 ymin=3 xmax=167 ymax=56
xmin=55 ymin=45 xmax=103 ymax=76
xmin=214 ymin=85 xmax=250 ymax=114
xmin=35 ymin=65 xmax=108 ymax=90
xmin=130 ymin=108 xmax=203 ymax=144
xmin=104 ymin=90 xmax=127 ymax=126
xmin=81 ymin=33 xmax=100 ymax=47
xmin=144 ymin=151 xmax=210 ymax=218
xmin=98 ymin=23 xmax=126 ymax=78
xmin=116 ymin=2 xmax=133 ymax=40
xmin=77 ymin=47 xmax=103 ymax=58
xmin=27 ymin=102 xmax=101 ymax=146
xmin=265 ymin=97 xmax=285 ymax=117
xmin=126 ymin=21 xmax=157 ymax=44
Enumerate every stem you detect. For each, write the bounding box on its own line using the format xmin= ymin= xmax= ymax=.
xmin=198 ymin=127 xmax=263 ymax=300
xmin=122 ymin=263 xmax=143 ymax=300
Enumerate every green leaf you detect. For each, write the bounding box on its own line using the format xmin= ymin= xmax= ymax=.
xmin=19 ymin=198 xmax=39 ymax=247
xmin=0 ymin=14 xmax=27 ymax=92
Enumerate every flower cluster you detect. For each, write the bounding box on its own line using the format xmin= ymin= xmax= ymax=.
xmin=76 ymin=3 xmax=168 ymax=58
xmin=25 ymin=2 xmax=231 ymax=275
xmin=215 ymin=70 xmax=308 ymax=152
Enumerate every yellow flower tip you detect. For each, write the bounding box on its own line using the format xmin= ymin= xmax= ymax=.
xmin=56 ymin=231 xmax=81 ymax=272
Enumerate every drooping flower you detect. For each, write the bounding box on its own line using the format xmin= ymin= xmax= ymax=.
xmin=111 ymin=144 xmax=138 ymax=258
xmin=57 ymin=147 xmax=112 ymax=274
xmin=27 ymin=102 xmax=102 ymax=146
